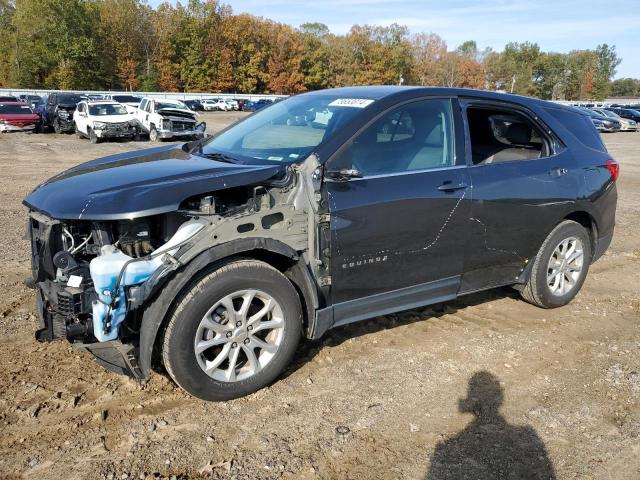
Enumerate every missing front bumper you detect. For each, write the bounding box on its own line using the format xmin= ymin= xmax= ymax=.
xmin=75 ymin=340 xmax=144 ymax=379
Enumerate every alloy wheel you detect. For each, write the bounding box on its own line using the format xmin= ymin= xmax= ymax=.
xmin=194 ymin=289 xmax=285 ymax=382
xmin=546 ymin=236 xmax=584 ymax=296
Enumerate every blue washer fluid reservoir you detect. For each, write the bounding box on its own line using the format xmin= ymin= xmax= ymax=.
xmin=89 ymin=221 xmax=203 ymax=342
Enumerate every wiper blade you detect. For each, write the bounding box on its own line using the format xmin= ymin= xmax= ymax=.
xmin=199 ymin=152 xmax=240 ymax=164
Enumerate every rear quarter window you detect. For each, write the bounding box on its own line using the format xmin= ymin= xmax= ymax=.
xmin=545 ymin=107 xmax=606 ymax=153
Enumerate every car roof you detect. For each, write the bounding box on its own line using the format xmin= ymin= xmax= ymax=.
xmin=301 ymin=85 xmax=572 ymax=111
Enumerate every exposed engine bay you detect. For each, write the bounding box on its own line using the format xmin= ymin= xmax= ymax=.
xmin=27 ymin=158 xmax=324 ymax=376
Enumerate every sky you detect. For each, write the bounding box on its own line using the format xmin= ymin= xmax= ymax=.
xmin=150 ymin=0 xmax=640 ymax=78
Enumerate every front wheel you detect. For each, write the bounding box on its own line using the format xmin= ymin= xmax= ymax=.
xmin=52 ymin=118 xmax=62 ymax=134
xmin=162 ymin=260 xmax=302 ymax=401
xmin=88 ymin=128 xmax=100 ymax=144
xmin=149 ymin=125 xmax=160 ymax=142
xmin=520 ymin=220 xmax=591 ymax=308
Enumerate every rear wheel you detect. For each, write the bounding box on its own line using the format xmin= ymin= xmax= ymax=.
xmin=520 ymin=220 xmax=591 ymax=308
xmin=162 ymin=260 xmax=302 ymax=401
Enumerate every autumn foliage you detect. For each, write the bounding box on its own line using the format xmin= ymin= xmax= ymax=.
xmin=0 ymin=0 xmax=622 ymax=100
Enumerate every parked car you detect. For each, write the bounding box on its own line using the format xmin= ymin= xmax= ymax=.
xmin=43 ymin=92 xmax=83 ymax=133
xmin=592 ymin=108 xmax=637 ymax=132
xmin=0 ymin=102 xmax=40 ymax=132
xmin=201 ymin=99 xmax=232 ymax=111
xmin=225 ymin=98 xmax=239 ymax=110
xmin=183 ymin=99 xmax=205 ymax=112
xmin=578 ymin=107 xmax=621 ymax=132
xmin=23 ymin=87 xmax=618 ymax=401
xmin=73 ymin=100 xmax=138 ymax=143
xmin=18 ymin=95 xmax=43 ymax=108
xmin=104 ymin=94 xmax=142 ymax=113
xmin=606 ymin=107 xmax=640 ymax=124
xmin=242 ymin=99 xmax=272 ymax=111
xmin=135 ymin=97 xmax=206 ymax=141
xmin=0 ymin=95 xmax=18 ymax=102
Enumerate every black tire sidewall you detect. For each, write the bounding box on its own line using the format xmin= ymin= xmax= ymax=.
xmin=534 ymin=222 xmax=591 ymax=308
xmin=164 ymin=262 xmax=302 ymax=401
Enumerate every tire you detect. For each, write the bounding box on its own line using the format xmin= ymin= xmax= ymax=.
xmin=162 ymin=259 xmax=302 ymax=401
xmin=520 ymin=220 xmax=591 ymax=308
xmin=149 ymin=125 xmax=159 ymax=142
xmin=52 ymin=118 xmax=62 ymax=134
xmin=88 ymin=128 xmax=100 ymax=144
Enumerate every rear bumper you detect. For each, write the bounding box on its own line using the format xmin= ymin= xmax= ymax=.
xmin=593 ymin=229 xmax=614 ymax=262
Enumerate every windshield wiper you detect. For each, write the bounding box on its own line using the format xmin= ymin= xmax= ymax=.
xmin=200 ymin=152 xmax=240 ymax=164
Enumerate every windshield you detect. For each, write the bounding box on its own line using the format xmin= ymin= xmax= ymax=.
xmin=58 ymin=94 xmax=82 ymax=105
xmin=112 ymin=95 xmax=140 ymax=103
xmin=0 ymin=104 xmax=33 ymax=114
xmin=600 ymin=110 xmax=620 ymax=119
xmin=201 ymin=94 xmax=371 ymax=163
xmin=89 ymin=104 xmax=128 ymax=116
xmin=156 ymin=101 xmax=186 ymax=110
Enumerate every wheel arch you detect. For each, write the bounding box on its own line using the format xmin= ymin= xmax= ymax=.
xmin=563 ymin=210 xmax=598 ymax=260
xmin=137 ymin=237 xmax=319 ymax=378
xmin=516 ymin=210 xmax=598 ymax=288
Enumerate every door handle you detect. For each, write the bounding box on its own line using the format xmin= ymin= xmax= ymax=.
xmin=549 ymin=167 xmax=568 ymax=177
xmin=438 ymin=181 xmax=468 ymax=192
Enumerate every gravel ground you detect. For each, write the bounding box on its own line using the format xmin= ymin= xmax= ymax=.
xmin=0 ymin=114 xmax=638 ymax=479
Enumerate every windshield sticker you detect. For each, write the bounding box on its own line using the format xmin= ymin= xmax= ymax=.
xmin=289 ymin=153 xmax=300 ymax=159
xmin=328 ymin=98 xmax=374 ymax=108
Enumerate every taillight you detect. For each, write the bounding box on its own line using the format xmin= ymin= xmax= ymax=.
xmin=605 ymin=159 xmax=619 ymax=182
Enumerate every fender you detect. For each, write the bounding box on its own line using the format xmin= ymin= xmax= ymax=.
xmin=137 ymin=237 xmax=318 ymax=378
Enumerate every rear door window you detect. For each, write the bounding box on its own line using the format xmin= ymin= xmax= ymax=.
xmin=466 ymin=106 xmax=553 ymax=165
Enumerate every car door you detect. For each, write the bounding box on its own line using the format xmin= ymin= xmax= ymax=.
xmin=459 ymin=99 xmax=579 ymax=293
xmin=46 ymin=94 xmax=56 ymax=123
xmin=75 ymin=102 xmax=88 ymax=134
xmin=324 ymin=97 xmax=471 ymax=322
xmin=139 ymin=100 xmax=152 ymax=131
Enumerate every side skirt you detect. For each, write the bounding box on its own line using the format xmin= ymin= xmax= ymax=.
xmin=310 ymin=276 xmax=460 ymax=339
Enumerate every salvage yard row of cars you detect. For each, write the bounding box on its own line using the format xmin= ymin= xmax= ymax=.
xmin=0 ymin=92 xmax=277 ymax=142
xmin=570 ymin=104 xmax=640 ymax=133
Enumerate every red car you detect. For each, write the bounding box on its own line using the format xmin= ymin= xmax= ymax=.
xmin=0 ymin=102 xmax=40 ymax=132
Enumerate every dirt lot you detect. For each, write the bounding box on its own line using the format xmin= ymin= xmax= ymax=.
xmin=0 ymin=113 xmax=638 ymax=480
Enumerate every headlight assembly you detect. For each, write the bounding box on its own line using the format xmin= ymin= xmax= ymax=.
xmin=93 ymin=122 xmax=107 ymax=130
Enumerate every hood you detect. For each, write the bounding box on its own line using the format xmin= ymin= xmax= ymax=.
xmin=57 ymin=104 xmax=77 ymax=110
xmin=157 ymin=107 xmax=195 ymax=117
xmin=23 ymin=144 xmax=284 ymax=220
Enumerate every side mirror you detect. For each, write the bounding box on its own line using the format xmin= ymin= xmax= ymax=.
xmin=325 ymin=168 xmax=363 ymax=182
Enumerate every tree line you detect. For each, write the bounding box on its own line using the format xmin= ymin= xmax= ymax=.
xmin=0 ymin=0 xmax=627 ymax=100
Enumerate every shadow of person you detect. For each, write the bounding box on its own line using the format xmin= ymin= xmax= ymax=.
xmin=426 ymin=371 xmax=556 ymax=480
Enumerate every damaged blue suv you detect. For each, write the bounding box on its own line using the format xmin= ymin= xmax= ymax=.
xmin=24 ymin=87 xmax=618 ymax=400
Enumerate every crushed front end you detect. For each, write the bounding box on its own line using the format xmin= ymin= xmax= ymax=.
xmin=26 ymin=209 xmax=203 ymax=378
